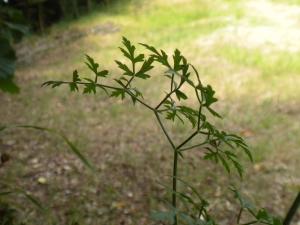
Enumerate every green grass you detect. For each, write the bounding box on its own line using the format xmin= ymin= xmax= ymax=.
xmin=217 ymin=45 xmax=300 ymax=77
xmin=1 ymin=0 xmax=300 ymax=224
xmin=272 ymin=0 xmax=300 ymax=5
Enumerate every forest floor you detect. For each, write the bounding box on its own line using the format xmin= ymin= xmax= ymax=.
xmin=1 ymin=0 xmax=300 ymax=224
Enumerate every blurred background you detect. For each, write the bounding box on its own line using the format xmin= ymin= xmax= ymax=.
xmin=0 ymin=0 xmax=299 ymax=224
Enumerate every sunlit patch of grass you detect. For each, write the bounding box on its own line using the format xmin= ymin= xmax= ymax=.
xmin=206 ymin=45 xmax=298 ymax=99
xmin=216 ymin=45 xmax=300 ymax=77
xmin=271 ymin=0 xmax=300 ymax=5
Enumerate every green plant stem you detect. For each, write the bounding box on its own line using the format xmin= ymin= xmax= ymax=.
xmin=125 ymin=59 xmax=136 ymax=88
xmin=155 ymin=91 xmax=175 ymax=109
xmin=176 ymin=131 xmax=198 ymax=150
xmin=237 ymin=208 xmax=243 ymax=224
xmin=50 ymin=81 xmax=155 ymax=111
xmin=154 ymin=111 xmax=178 ymax=225
xmin=179 ymin=141 xmax=208 ymax=152
xmin=172 ymin=150 xmax=178 ymax=225
xmin=154 ymin=112 xmax=175 ymax=149
xmin=241 ymin=220 xmax=257 ymax=225
xmin=283 ymin=192 xmax=300 ymax=225
xmin=155 ymin=80 xmax=184 ymax=110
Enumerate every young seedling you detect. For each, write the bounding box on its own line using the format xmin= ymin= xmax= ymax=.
xmin=43 ymin=37 xmax=281 ymax=225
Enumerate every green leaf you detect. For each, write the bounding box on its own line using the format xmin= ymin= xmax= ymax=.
xmin=166 ymin=110 xmax=177 ymax=122
xmin=59 ymin=133 xmax=95 ymax=171
xmin=97 ymin=70 xmax=109 ymax=77
xmin=119 ymin=47 xmax=132 ymax=60
xmin=0 ymin=191 xmax=13 ymax=196
xmin=21 ymin=191 xmax=45 ymax=211
xmin=85 ymin=54 xmax=99 ymax=74
xmin=175 ymin=89 xmax=188 ymax=101
xmin=232 ymin=159 xmax=244 ymax=177
xmin=69 ymin=70 xmax=80 ymax=91
xmin=69 ymin=82 xmax=78 ymax=92
xmin=0 ymin=125 xmax=7 ymax=132
xmin=42 ymin=81 xmax=64 ymax=88
xmin=230 ymin=187 xmax=256 ymax=211
xmin=0 ymin=78 xmax=19 ymax=94
xmin=122 ymin=37 xmax=136 ymax=60
xmin=115 ymin=60 xmax=133 ymax=76
xmin=207 ymin=107 xmax=222 ymax=118
xmin=204 ymin=149 xmax=218 ymax=163
xmin=83 ymin=82 xmax=96 ymax=94
xmin=272 ymin=217 xmax=283 ymax=225
xmin=129 ymin=87 xmax=143 ymax=104
xmin=17 ymin=125 xmax=95 ymax=171
xmin=151 ymin=210 xmax=176 ymax=223
xmin=72 ymin=70 xmax=81 ymax=82
xmin=135 ymin=56 xmax=154 ymax=79
xmin=111 ymin=89 xmax=126 ymax=99
xmin=173 ymin=49 xmax=182 ymax=71
xmin=256 ymin=209 xmax=271 ymax=221
xmin=134 ymin=53 xmax=145 ymax=63
xmin=218 ymin=153 xmax=231 ymax=174
xmin=241 ymin=145 xmax=253 ymax=162
xmin=177 ymin=106 xmax=198 ymax=127
xmin=2 ymin=21 xmax=28 ymax=35
xmin=139 ymin=43 xmax=160 ymax=57
xmin=201 ymin=85 xmax=218 ymax=107
xmin=140 ymin=43 xmax=170 ymax=67
xmin=0 ymin=37 xmax=19 ymax=93
xmin=0 ymin=37 xmax=16 ymax=80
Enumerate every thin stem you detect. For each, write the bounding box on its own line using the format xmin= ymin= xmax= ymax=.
xmin=114 ymin=80 xmax=155 ymax=112
xmin=176 ymin=131 xmax=198 ymax=150
xmin=241 ymin=220 xmax=258 ymax=225
xmin=155 ymin=91 xmax=175 ymax=110
xmin=155 ymin=80 xmax=184 ymax=110
xmin=179 ymin=141 xmax=208 ymax=152
xmin=198 ymin=205 xmax=204 ymax=219
xmin=283 ymin=192 xmax=300 ymax=225
xmin=198 ymin=131 xmax=210 ymax=135
xmin=154 ymin=112 xmax=175 ymax=149
xmin=99 ymin=83 xmax=154 ymax=111
xmin=52 ymin=81 xmax=121 ymax=90
xmin=237 ymin=208 xmax=243 ymax=224
xmin=125 ymin=59 xmax=136 ymax=88
xmin=124 ymin=88 xmax=154 ymax=111
xmin=171 ymin=73 xmax=174 ymax=92
xmin=197 ymin=105 xmax=202 ymax=130
xmin=156 ymin=108 xmax=169 ymax=113
xmin=154 ymin=111 xmax=178 ymax=225
xmin=50 ymin=81 xmax=155 ymax=111
xmin=172 ymin=150 xmax=178 ymax=225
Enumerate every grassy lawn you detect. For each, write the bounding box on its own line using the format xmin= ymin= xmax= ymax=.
xmin=1 ymin=0 xmax=299 ymax=224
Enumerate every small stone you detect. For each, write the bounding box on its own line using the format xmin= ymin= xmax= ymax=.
xmin=31 ymin=158 xmax=39 ymax=164
xmin=6 ymin=140 xmax=16 ymax=146
xmin=37 ymin=177 xmax=47 ymax=184
xmin=63 ymin=165 xmax=71 ymax=171
xmin=254 ymin=163 xmax=262 ymax=171
xmin=127 ymin=192 xmax=133 ymax=198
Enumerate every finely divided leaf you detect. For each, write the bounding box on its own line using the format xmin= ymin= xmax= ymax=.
xmin=115 ymin=60 xmax=133 ymax=76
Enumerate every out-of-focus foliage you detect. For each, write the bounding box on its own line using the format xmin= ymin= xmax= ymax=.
xmin=0 ymin=6 xmax=28 ymax=93
xmin=2 ymin=0 xmax=116 ymax=32
xmin=0 ymin=0 xmax=118 ymax=93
